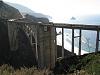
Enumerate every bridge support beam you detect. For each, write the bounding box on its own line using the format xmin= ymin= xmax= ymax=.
xmin=72 ymin=29 xmax=82 ymax=55
xmin=54 ymin=27 xmax=57 ymax=61
xmin=79 ymin=29 xmax=82 ymax=55
xmin=38 ymin=25 xmax=56 ymax=69
xmin=72 ymin=28 xmax=74 ymax=53
xmin=62 ymin=28 xmax=64 ymax=58
xmin=96 ymin=29 xmax=99 ymax=52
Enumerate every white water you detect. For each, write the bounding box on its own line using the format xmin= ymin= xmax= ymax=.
xmin=57 ymin=33 xmax=88 ymax=55
xmin=56 ymin=28 xmax=90 ymax=55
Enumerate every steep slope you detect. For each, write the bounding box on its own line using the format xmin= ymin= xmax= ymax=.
xmin=53 ymin=52 xmax=100 ymax=75
xmin=0 ymin=1 xmax=22 ymax=19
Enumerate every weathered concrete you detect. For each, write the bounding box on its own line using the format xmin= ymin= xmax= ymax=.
xmin=6 ymin=21 xmax=56 ymax=68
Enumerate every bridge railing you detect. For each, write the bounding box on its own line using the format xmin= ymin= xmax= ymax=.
xmin=52 ymin=23 xmax=100 ymax=57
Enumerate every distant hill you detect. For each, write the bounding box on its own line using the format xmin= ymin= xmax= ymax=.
xmin=5 ymin=2 xmax=50 ymax=23
xmin=0 ymin=1 xmax=22 ymax=19
xmin=16 ymin=14 xmax=49 ymax=23
xmin=6 ymin=2 xmax=50 ymax=19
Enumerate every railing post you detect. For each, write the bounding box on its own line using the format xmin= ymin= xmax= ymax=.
xmin=79 ymin=29 xmax=82 ymax=55
xmin=72 ymin=28 xmax=74 ymax=53
xmin=62 ymin=28 xmax=64 ymax=58
xmin=95 ymin=29 xmax=99 ymax=52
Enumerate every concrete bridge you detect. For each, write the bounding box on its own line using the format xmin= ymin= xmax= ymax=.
xmin=6 ymin=21 xmax=56 ymax=68
xmin=0 ymin=19 xmax=100 ymax=68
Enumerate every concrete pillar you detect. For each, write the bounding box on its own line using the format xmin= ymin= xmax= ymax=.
xmin=50 ymin=26 xmax=56 ymax=68
xmin=38 ymin=25 xmax=56 ymax=69
xmin=37 ymin=25 xmax=44 ymax=68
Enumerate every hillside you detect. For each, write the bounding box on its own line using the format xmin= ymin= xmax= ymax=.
xmin=0 ymin=52 xmax=100 ymax=75
xmin=6 ymin=2 xmax=50 ymax=23
xmin=53 ymin=52 xmax=100 ymax=75
xmin=16 ymin=14 xmax=49 ymax=23
xmin=6 ymin=2 xmax=50 ymax=19
xmin=0 ymin=1 xmax=50 ymax=23
xmin=0 ymin=1 xmax=22 ymax=19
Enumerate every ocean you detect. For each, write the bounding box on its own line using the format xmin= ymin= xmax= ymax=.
xmin=57 ymin=14 xmax=100 ymax=55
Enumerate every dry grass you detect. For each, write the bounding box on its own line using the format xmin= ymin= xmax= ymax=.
xmin=0 ymin=64 xmax=52 ymax=75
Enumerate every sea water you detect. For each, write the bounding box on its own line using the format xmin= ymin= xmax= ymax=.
xmin=59 ymin=14 xmax=100 ymax=54
xmin=56 ymin=28 xmax=99 ymax=55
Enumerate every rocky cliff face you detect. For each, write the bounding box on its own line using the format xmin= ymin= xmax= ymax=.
xmin=0 ymin=1 xmax=22 ymax=19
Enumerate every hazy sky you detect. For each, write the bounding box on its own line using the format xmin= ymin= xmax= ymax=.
xmin=3 ymin=0 xmax=100 ymax=22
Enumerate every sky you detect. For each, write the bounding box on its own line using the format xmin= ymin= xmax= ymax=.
xmin=3 ymin=0 xmax=100 ymax=23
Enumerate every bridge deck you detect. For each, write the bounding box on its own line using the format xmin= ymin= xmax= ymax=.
xmin=7 ymin=20 xmax=100 ymax=30
xmin=51 ymin=23 xmax=100 ymax=55
xmin=44 ymin=23 xmax=100 ymax=30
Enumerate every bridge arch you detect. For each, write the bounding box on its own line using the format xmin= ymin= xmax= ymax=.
xmin=7 ymin=22 xmax=38 ymax=67
xmin=22 ymin=24 xmax=39 ymax=64
xmin=18 ymin=25 xmax=39 ymax=66
xmin=7 ymin=21 xmax=56 ymax=68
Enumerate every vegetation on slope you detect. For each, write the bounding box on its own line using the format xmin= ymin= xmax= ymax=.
xmin=1 ymin=52 xmax=100 ymax=75
xmin=81 ymin=52 xmax=100 ymax=75
xmin=53 ymin=52 xmax=100 ymax=75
